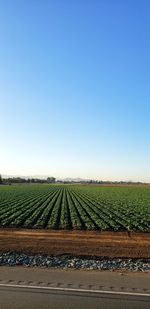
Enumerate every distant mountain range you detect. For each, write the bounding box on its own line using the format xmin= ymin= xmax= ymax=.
xmin=59 ymin=178 xmax=91 ymax=182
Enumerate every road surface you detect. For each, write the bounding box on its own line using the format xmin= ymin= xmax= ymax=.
xmin=0 ymin=267 xmax=150 ymax=308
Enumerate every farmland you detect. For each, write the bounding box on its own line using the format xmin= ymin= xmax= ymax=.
xmin=0 ymin=184 xmax=150 ymax=232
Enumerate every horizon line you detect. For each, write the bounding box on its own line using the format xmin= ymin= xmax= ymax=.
xmin=1 ymin=174 xmax=149 ymax=184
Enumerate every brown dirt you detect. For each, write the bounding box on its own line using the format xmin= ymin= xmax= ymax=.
xmin=0 ymin=229 xmax=150 ymax=258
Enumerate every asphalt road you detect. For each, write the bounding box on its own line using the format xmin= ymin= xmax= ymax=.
xmin=0 ymin=267 xmax=150 ymax=309
xmin=1 ymin=285 xmax=150 ymax=309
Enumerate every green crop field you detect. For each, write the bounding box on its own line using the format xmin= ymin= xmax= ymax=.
xmin=0 ymin=184 xmax=150 ymax=231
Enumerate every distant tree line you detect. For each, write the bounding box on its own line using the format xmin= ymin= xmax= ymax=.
xmin=57 ymin=179 xmax=149 ymax=185
xmin=0 ymin=174 xmax=148 ymax=185
xmin=85 ymin=180 xmax=148 ymax=185
xmin=1 ymin=176 xmax=56 ymax=184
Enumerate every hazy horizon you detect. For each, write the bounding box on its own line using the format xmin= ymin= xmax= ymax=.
xmin=1 ymin=1 xmax=150 ymax=182
xmin=1 ymin=173 xmax=149 ymax=183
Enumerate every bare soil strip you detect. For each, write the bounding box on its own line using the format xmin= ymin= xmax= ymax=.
xmin=0 ymin=229 xmax=150 ymax=258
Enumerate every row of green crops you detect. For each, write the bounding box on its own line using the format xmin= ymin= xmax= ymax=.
xmin=0 ymin=184 xmax=150 ymax=231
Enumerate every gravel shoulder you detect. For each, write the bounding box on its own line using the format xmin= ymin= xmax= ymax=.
xmin=0 ymin=266 xmax=150 ymax=288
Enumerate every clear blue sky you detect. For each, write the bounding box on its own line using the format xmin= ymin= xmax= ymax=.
xmin=0 ymin=0 xmax=150 ymax=181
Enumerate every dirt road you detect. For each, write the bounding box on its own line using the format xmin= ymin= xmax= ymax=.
xmin=0 ymin=229 xmax=150 ymax=258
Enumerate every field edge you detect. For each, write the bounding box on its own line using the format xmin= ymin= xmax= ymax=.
xmin=0 ymin=228 xmax=150 ymax=259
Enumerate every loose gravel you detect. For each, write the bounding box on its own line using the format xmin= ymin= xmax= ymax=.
xmin=0 ymin=252 xmax=149 ymax=271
